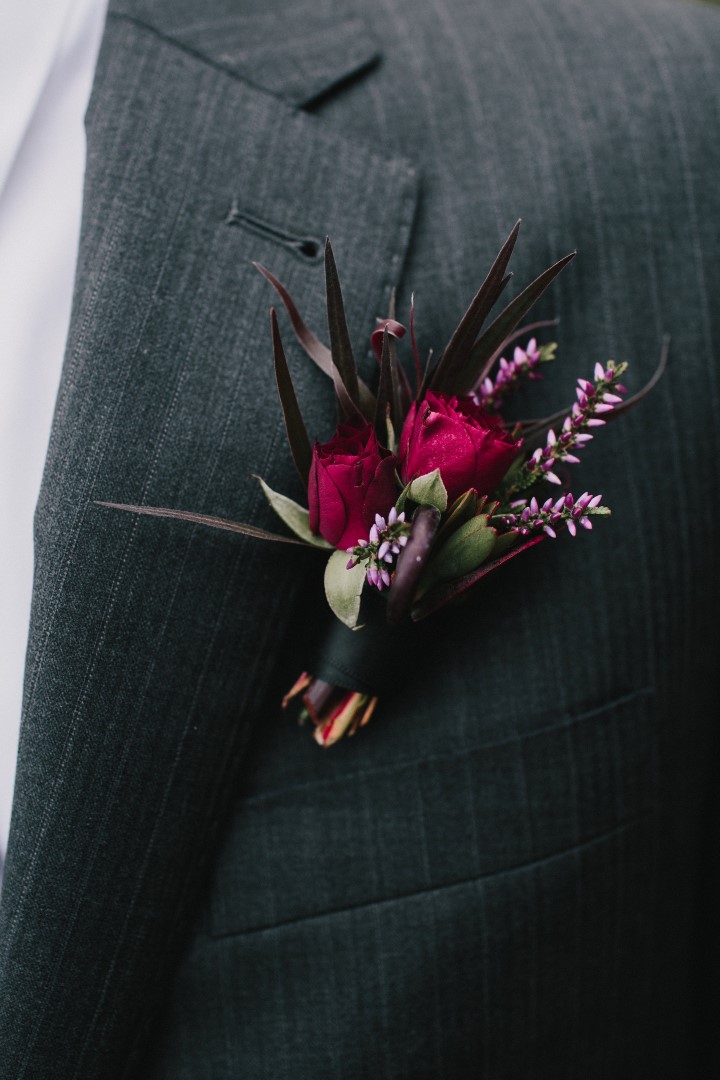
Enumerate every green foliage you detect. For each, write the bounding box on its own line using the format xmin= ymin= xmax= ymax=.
xmin=424 ymin=515 xmax=497 ymax=583
xmin=324 ymin=550 xmax=366 ymax=628
xmin=491 ymin=530 xmax=519 ymax=557
xmin=405 ymin=469 xmax=448 ymax=512
xmin=255 ymin=477 xmax=332 ymax=548
xmin=436 ymin=489 xmax=479 ymax=542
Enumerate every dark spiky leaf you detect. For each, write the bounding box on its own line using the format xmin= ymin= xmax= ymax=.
xmin=255 ymin=262 xmax=332 ymax=371
xmin=324 ymin=237 xmax=359 ymax=406
xmin=409 ymin=292 xmax=422 ymax=394
xmin=466 ymin=251 xmax=576 ymax=392
xmin=388 ymin=339 xmax=403 ymax=431
xmin=271 ymin=308 xmax=312 ymax=484
xmin=256 ymin=261 xmax=375 ymax=419
xmin=431 ymin=219 xmax=521 ymax=393
xmin=373 ymin=328 xmax=393 ymax=442
xmin=389 ymin=333 xmax=412 ymax=424
xmin=417 ymin=347 xmax=435 ymax=400
xmin=333 ymin=365 xmax=366 ymax=422
xmin=95 ymin=502 xmax=313 ymax=545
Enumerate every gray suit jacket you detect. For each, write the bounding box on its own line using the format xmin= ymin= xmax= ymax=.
xmin=1 ymin=1 xmax=718 ymax=1076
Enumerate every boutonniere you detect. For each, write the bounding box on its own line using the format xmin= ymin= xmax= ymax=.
xmin=99 ymin=222 xmax=664 ymax=746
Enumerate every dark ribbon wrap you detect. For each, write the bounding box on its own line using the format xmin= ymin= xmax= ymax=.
xmin=311 ymin=592 xmax=425 ymax=698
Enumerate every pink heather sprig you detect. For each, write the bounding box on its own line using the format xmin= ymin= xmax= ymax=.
xmin=474 ymin=334 xmax=557 ymax=410
xmin=504 ymin=360 xmax=628 ymax=496
xmin=496 ymin=491 xmax=610 ymax=539
xmin=474 ymin=338 xmax=557 ymax=412
xmin=346 ymin=506 xmax=410 ymax=592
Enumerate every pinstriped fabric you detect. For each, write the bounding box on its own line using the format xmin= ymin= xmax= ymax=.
xmin=0 ymin=13 xmax=419 ymax=1078
xmin=140 ymin=1 xmax=716 ymax=1077
xmin=0 ymin=0 xmax=718 ymax=1077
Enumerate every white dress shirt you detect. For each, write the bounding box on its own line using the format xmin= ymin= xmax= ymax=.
xmin=0 ymin=0 xmax=107 ymax=863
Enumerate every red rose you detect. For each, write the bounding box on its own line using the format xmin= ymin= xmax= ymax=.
xmin=399 ymin=390 xmax=520 ymax=503
xmin=308 ymin=421 xmax=398 ymax=549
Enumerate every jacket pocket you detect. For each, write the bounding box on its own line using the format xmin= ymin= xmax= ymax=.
xmin=208 ymin=685 xmax=657 ymax=937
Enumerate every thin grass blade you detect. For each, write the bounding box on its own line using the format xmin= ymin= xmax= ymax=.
xmin=95 ymin=502 xmax=313 ymax=544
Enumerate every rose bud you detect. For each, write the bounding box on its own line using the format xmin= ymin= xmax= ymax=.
xmin=308 ymin=420 xmax=398 ymax=550
xmin=399 ymin=390 xmax=521 ymax=504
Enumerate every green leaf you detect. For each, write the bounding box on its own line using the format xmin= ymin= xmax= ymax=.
xmin=436 ymin=488 xmax=479 ymax=543
xmin=491 ymin=530 xmax=519 ymax=557
xmin=499 ymin=453 xmax=526 ymax=488
xmin=395 ymin=479 xmax=412 ymax=513
xmin=254 ymin=477 xmax=332 ymax=548
xmin=424 ymin=516 xmax=497 ymax=583
xmin=324 ymin=549 xmax=366 ymax=629
xmin=270 ymin=308 xmax=312 ymax=485
xmin=406 ymin=469 xmax=448 ymax=512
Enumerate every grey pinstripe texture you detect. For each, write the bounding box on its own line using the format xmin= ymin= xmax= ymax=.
xmin=0 ymin=0 xmax=718 ymax=1076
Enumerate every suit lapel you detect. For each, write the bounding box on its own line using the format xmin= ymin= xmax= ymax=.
xmin=0 ymin=12 xmax=417 ymax=1077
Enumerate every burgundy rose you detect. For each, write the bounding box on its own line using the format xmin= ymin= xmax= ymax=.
xmin=399 ymin=390 xmax=521 ymax=503
xmin=308 ymin=421 xmax=398 ymax=550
